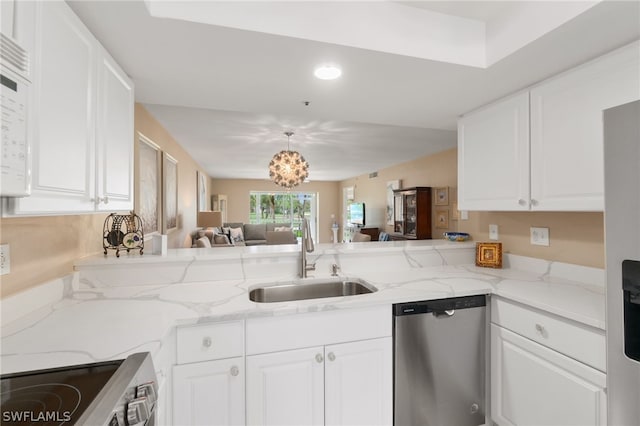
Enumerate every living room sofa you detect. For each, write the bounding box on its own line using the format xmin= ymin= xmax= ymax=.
xmin=189 ymin=222 xmax=297 ymax=247
xmin=224 ymin=222 xmax=295 ymax=246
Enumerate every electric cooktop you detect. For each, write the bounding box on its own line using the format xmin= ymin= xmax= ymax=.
xmin=1 ymin=359 xmax=122 ymax=425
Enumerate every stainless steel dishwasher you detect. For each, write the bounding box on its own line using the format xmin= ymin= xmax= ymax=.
xmin=393 ymin=295 xmax=487 ymax=426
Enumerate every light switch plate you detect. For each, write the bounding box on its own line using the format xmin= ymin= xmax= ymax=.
xmin=489 ymin=224 xmax=499 ymax=240
xmin=530 ymin=227 xmax=550 ymax=246
xmin=0 ymin=244 xmax=10 ymax=275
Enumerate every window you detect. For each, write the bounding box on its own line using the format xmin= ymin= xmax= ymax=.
xmin=249 ymin=191 xmax=318 ymax=241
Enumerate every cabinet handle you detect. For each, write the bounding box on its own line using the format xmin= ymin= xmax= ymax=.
xmin=518 ymin=199 xmax=528 ymax=206
xmin=531 ymin=199 xmax=538 ymax=206
xmin=230 ymin=366 xmax=239 ymax=377
xmin=91 ymin=197 xmax=110 ymax=205
xmin=535 ymin=323 xmax=545 ymax=335
xmin=315 ymin=353 xmax=324 ymax=363
xmin=328 ymin=352 xmax=336 ymax=362
xmin=202 ymin=336 xmax=212 ymax=348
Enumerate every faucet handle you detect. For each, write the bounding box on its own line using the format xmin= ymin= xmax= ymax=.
xmin=331 ymin=264 xmax=340 ymax=276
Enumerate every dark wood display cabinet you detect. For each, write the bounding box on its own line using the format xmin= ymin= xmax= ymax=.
xmin=392 ymin=187 xmax=432 ymax=240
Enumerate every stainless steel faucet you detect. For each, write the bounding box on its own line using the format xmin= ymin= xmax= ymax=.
xmin=300 ymin=217 xmax=315 ymax=278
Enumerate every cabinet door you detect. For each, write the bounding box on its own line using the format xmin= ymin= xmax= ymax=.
xmin=14 ymin=0 xmax=97 ymax=213
xmin=155 ymin=378 xmax=169 ymax=426
xmin=491 ymin=324 xmax=607 ymax=426
xmin=247 ymin=347 xmax=324 ymax=426
xmin=95 ymin=48 xmax=134 ymax=211
xmin=458 ymin=91 xmax=530 ymax=211
xmin=173 ymin=357 xmax=244 ymax=426
xmin=530 ymin=42 xmax=640 ymax=211
xmin=325 ymin=337 xmax=392 ymax=426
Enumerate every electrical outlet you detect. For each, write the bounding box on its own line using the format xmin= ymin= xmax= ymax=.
xmin=0 ymin=244 xmax=10 ymax=275
xmin=489 ymin=224 xmax=499 ymax=240
xmin=530 ymin=227 xmax=550 ymax=246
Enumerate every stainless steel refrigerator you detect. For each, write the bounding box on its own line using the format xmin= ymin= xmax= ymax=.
xmin=604 ymin=100 xmax=640 ymax=424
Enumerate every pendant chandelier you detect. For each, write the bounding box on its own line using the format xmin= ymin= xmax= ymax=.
xmin=269 ymin=131 xmax=309 ymax=189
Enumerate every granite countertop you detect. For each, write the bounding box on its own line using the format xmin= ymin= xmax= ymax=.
xmin=0 ymin=244 xmax=605 ymax=374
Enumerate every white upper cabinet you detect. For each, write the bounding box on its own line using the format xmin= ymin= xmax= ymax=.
xmin=530 ymin=44 xmax=640 ymax=211
xmin=458 ymin=92 xmax=530 ymax=211
xmin=6 ymin=0 xmax=134 ymax=215
xmin=458 ymin=41 xmax=640 ymax=212
xmin=96 ymin=50 xmax=134 ymax=211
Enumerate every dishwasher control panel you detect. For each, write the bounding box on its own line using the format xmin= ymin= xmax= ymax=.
xmin=393 ymin=295 xmax=486 ymax=316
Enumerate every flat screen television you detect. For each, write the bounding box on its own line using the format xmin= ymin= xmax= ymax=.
xmin=349 ymin=202 xmax=365 ymax=226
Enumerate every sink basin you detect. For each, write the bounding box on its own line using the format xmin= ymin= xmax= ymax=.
xmin=249 ymin=277 xmax=377 ymax=303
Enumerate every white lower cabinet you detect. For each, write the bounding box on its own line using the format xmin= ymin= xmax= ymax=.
xmin=324 ymin=338 xmax=393 ymax=426
xmin=171 ymin=307 xmax=392 ymax=426
xmin=172 ymin=321 xmax=245 ymax=426
xmin=490 ymin=297 xmax=607 ymax=426
xmin=246 ymin=337 xmax=392 ymax=426
xmin=246 ymin=346 xmax=325 ymax=426
xmin=173 ymin=357 xmax=245 ymax=426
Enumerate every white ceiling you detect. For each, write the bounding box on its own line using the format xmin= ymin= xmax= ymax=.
xmin=395 ymin=1 xmax=517 ymax=22
xmin=67 ymin=0 xmax=640 ymax=182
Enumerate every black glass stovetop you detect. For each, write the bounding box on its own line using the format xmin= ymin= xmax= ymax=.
xmin=1 ymin=359 xmax=122 ymax=425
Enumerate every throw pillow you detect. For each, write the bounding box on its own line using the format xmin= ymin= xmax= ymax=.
xmin=229 ymin=227 xmax=244 ymax=243
xmin=274 ymin=226 xmax=292 ymax=232
xmin=196 ymin=236 xmax=212 ymax=248
xmin=243 ymin=223 xmax=266 ymax=241
xmin=213 ymin=234 xmax=230 ymax=245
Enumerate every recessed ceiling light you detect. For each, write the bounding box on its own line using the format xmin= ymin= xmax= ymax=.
xmin=314 ymin=65 xmax=342 ymax=80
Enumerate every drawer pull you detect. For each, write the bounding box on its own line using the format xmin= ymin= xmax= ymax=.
xmin=315 ymin=353 xmax=324 ymax=363
xmin=202 ymin=336 xmax=212 ymax=348
xmin=535 ymin=323 xmax=545 ymax=335
xmin=230 ymin=366 xmax=239 ymax=377
xmin=328 ymin=352 xmax=336 ymax=362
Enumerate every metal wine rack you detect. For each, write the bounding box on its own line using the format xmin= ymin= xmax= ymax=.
xmin=103 ymin=212 xmax=144 ymax=257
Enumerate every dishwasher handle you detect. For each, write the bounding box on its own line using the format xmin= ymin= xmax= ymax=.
xmin=433 ymin=309 xmax=455 ymax=318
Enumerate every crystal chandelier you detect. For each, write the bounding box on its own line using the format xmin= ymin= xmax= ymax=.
xmin=269 ymin=131 xmax=309 ymax=189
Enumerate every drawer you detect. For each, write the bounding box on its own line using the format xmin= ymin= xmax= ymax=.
xmin=491 ymin=297 xmax=605 ymax=372
xmin=246 ymin=305 xmax=391 ymax=355
xmin=176 ymin=320 xmax=244 ymax=364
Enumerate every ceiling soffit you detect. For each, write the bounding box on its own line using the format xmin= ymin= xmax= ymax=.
xmin=144 ymin=0 xmax=600 ymax=67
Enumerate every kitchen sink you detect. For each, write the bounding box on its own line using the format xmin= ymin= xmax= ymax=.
xmin=249 ymin=277 xmax=377 ymax=303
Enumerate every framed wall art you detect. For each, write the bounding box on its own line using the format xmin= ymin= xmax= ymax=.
xmin=137 ymin=133 xmax=161 ymax=239
xmin=197 ymin=170 xmax=207 ymax=212
xmin=476 ymin=242 xmax=503 ymax=268
xmin=435 ymin=209 xmax=449 ymax=229
xmin=435 ymin=187 xmax=449 ymax=206
xmin=386 ymin=179 xmax=401 ymax=225
xmin=163 ymin=153 xmax=178 ymax=233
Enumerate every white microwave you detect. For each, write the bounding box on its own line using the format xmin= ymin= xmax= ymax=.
xmin=0 ymin=32 xmax=31 ymax=197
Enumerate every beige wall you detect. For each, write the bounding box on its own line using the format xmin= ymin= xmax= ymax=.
xmin=134 ymin=104 xmax=208 ymax=249
xmin=340 ymin=149 xmax=460 ymax=236
xmin=0 ymin=104 xmax=209 ymax=298
xmin=459 ymin=211 xmax=604 ymax=268
xmin=209 ymin=179 xmax=340 ymax=244
xmin=340 ymin=148 xmax=605 ymax=268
